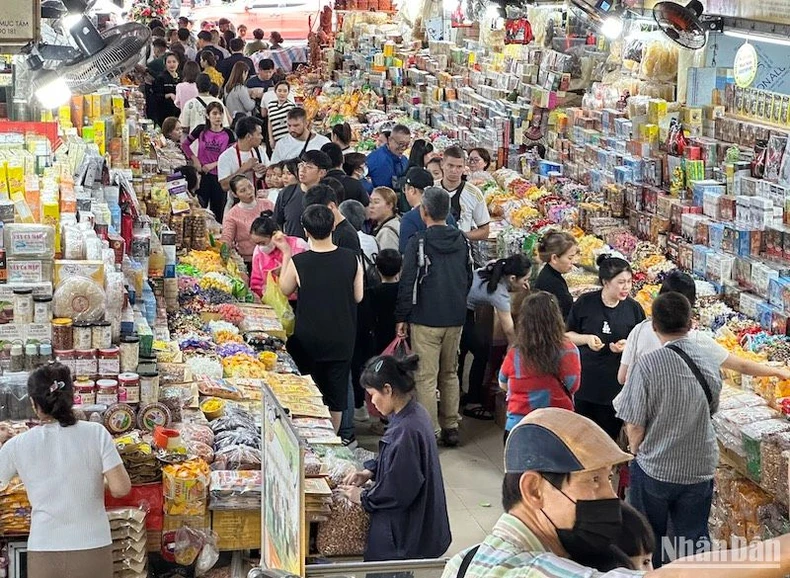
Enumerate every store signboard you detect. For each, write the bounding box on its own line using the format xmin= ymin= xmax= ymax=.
xmin=262 ymin=384 xmax=304 ymax=577
xmin=705 ymin=33 xmax=790 ymax=95
xmin=733 ymin=42 xmax=758 ymax=88
xmin=0 ymin=0 xmax=39 ymax=49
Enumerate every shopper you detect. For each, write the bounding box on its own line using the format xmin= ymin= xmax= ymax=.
xmin=566 ymin=254 xmax=645 ymax=440
xmin=618 ymin=270 xmax=790 ymax=385
xmin=395 ymin=187 xmax=472 ymax=447
xmin=245 ymin=28 xmax=268 ymax=55
xmin=271 ymin=157 xmax=307 ymax=239
xmin=161 ymin=117 xmax=183 ymax=143
xmin=398 ymin=167 xmax=457 ymax=253
xmin=368 ymin=249 xmax=402 ymax=354
xmin=247 ymin=58 xmax=276 ymax=92
xmin=339 ymin=199 xmax=378 ymax=262
xmin=368 ymin=186 xmax=401 ymax=252
xmin=343 ymin=152 xmax=373 ymax=194
xmin=322 ymin=143 xmax=369 ymax=205
xmin=340 ymin=354 xmax=451 ymax=561
xmin=615 ymin=292 xmax=721 ymax=569
xmin=270 ymin=107 xmax=329 ymax=163
xmin=146 ymin=37 xmax=168 ymax=79
xmin=331 ymin=122 xmax=353 ymax=154
xmin=266 ymin=82 xmax=297 ymax=150
xmin=533 ymin=230 xmax=579 ymax=319
xmin=407 ymin=139 xmax=434 ymax=171
xmin=280 ymin=204 xmax=363 ymax=432
xmin=177 ymin=28 xmax=197 ymax=60
xmin=179 ymin=73 xmax=230 ymax=132
xmin=461 ymin=254 xmax=531 ymax=421
xmin=195 ymin=30 xmax=225 ymax=63
xmin=366 ymin=124 xmax=411 ymax=192
xmin=220 ymin=175 xmax=274 ymax=273
xmin=0 ymin=363 xmax=131 ymax=578
xmin=303 ymin=183 xmax=361 ymax=255
xmin=248 ymin=210 xmax=308 ymax=297
xmin=269 ymin=31 xmax=284 ymax=49
xmin=426 ymin=157 xmax=442 ymax=181
xmin=217 ymin=116 xmax=268 ymax=218
xmin=181 ymin=101 xmax=236 ymax=218
xmin=467 ymin=147 xmax=492 ymax=172
xmin=151 ymin=52 xmax=181 ymax=127
xmin=435 ymin=146 xmax=491 ymax=241
xmin=223 ymin=61 xmax=256 ymax=120
xmin=174 ymin=60 xmax=200 ymax=110
xmin=199 ymin=50 xmax=224 ymax=88
xmin=218 ymin=37 xmax=255 ymax=84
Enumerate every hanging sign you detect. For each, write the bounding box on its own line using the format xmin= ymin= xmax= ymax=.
xmin=733 ymin=42 xmax=758 ymax=88
xmin=0 ymin=0 xmax=40 ymax=50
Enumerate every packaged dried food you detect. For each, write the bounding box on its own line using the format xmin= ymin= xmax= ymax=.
xmin=178 ymin=423 xmax=215 ymax=447
xmin=741 ymin=419 xmax=790 ymax=481
xmin=316 ymin=492 xmax=370 ymax=557
xmin=195 ymin=377 xmax=242 ymax=401
xmin=4 ymin=224 xmax=55 ymax=259
xmin=162 ymin=459 xmax=211 ymax=516
xmin=761 ymin=432 xmax=790 ymax=503
xmin=209 ymin=470 xmax=262 ymax=510
xmin=53 ymin=276 xmax=106 ymax=323
xmin=212 ymin=445 xmax=261 ymax=471
xmin=214 ymin=429 xmax=260 ymax=450
xmin=137 ymin=403 xmax=172 ymax=432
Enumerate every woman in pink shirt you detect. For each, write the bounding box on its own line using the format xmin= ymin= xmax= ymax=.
xmin=174 ymin=61 xmax=200 ymax=110
xmin=220 ymin=175 xmax=274 ymax=274
xmin=249 ymin=211 xmax=308 ymax=298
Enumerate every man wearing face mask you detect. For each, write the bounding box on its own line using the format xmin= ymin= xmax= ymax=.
xmin=442 ymin=408 xmax=790 ymax=578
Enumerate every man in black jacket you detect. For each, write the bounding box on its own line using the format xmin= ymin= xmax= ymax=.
xmin=217 ymin=37 xmax=256 ymax=85
xmin=395 ymin=187 xmax=472 ymax=447
xmin=322 ymin=143 xmax=370 ymax=206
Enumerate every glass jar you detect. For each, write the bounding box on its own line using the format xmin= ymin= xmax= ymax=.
xmin=120 ymin=335 xmax=140 ymax=373
xmin=92 ymin=321 xmax=112 ymax=349
xmin=75 ymin=349 xmax=97 ymax=378
xmin=139 ymin=372 xmax=159 ymax=405
xmin=118 ymin=372 xmax=140 ymax=405
xmin=33 ymin=295 xmax=53 ymax=324
xmin=95 ymin=378 xmax=118 ymax=405
xmin=98 ymin=347 xmax=120 ymax=375
xmin=12 ymin=289 xmax=33 ymax=324
xmin=74 ymin=378 xmax=95 ymax=405
xmin=24 ymin=343 xmax=38 ymax=371
xmin=38 ymin=341 xmax=53 ymax=366
xmin=9 ymin=342 xmax=24 ymax=373
xmin=55 ymin=349 xmax=76 ymax=376
xmin=52 ymin=318 xmax=74 ymax=350
xmin=73 ymin=322 xmax=93 ymax=350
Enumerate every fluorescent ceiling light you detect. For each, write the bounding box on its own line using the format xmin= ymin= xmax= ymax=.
xmin=601 ymin=16 xmax=623 ymax=39
xmin=35 ymin=77 xmax=72 ymax=109
xmin=723 ymin=29 xmax=790 ymax=47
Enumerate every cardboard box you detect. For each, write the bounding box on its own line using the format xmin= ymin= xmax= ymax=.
xmin=212 ymin=510 xmax=261 ymax=551
xmin=163 ymin=513 xmax=210 ymax=533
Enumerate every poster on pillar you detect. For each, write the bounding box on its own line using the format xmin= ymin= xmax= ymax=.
xmin=706 ymin=33 xmax=790 ymax=95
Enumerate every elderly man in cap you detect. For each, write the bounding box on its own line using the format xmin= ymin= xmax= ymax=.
xmin=443 ymin=408 xmax=790 ymax=578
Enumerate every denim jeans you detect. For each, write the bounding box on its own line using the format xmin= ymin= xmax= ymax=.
xmin=628 ymin=460 xmax=713 ymax=569
xmin=338 ymin=375 xmax=356 ymax=441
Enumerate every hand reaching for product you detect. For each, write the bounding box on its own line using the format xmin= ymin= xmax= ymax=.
xmin=586 ymin=335 xmax=604 ymax=351
xmin=338 ymin=485 xmax=363 ymax=505
xmin=342 ymin=469 xmax=373 ymax=487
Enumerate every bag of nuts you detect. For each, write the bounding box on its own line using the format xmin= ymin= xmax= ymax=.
xmin=316 ymin=492 xmax=370 ymax=557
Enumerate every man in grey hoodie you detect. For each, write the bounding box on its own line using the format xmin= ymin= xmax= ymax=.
xmin=395 ymin=187 xmax=473 ymax=447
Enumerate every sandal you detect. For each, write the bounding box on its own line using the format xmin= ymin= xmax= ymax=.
xmin=463 ymin=404 xmax=495 ymax=421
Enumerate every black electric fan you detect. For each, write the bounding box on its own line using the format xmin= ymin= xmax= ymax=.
xmin=652 ymin=0 xmax=721 ymax=50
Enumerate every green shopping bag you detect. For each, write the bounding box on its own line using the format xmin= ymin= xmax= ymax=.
xmin=263 ymin=272 xmax=295 ymax=337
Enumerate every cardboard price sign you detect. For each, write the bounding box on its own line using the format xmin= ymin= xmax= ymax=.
xmin=0 ymin=0 xmax=40 ymax=49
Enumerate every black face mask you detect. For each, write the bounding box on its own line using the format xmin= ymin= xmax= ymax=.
xmin=543 ymin=487 xmax=623 ymax=560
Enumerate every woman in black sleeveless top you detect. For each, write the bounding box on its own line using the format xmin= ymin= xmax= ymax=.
xmin=279 ymin=204 xmax=364 ymax=432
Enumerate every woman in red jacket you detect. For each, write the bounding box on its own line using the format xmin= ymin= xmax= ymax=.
xmin=498 ymin=291 xmax=581 ymax=443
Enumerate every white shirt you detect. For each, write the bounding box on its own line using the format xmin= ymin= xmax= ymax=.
xmin=0 ymin=421 xmax=123 ymax=551
xmin=179 ymin=95 xmax=230 ymax=132
xmin=359 ymin=231 xmax=379 ymax=262
xmin=621 ymin=319 xmax=729 ymax=372
xmin=435 ymin=179 xmax=490 ymax=233
xmin=218 ymin=144 xmax=270 ymax=185
xmin=270 ymin=132 xmax=330 ymax=164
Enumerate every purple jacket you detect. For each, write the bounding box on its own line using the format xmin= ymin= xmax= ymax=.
xmin=181 ymin=125 xmax=236 ymax=174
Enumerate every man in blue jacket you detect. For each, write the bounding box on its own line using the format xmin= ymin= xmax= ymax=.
xmin=395 ymin=187 xmax=472 ymax=447
xmin=366 ymin=124 xmax=411 ymax=192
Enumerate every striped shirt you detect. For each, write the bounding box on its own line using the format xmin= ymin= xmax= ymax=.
xmin=267 ymin=100 xmax=296 ymax=143
xmin=441 ymin=514 xmax=646 ymax=578
xmin=614 ymin=336 xmax=721 ymax=485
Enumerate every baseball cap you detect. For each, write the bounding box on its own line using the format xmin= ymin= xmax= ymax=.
xmin=405 ymin=167 xmax=433 ymax=191
xmin=504 ymin=408 xmax=632 ymax=475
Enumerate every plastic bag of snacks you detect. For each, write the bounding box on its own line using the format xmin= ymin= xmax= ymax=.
xmin=163 ymin=459 xmax=211 ymax=516
xmin=316 ymin=492 xmax=370 ymax=556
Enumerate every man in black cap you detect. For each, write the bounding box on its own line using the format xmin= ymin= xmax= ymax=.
xmin=398 ymin=167 xmax=456 ymax=253
xmin=442 ymin=408 xmax=790 ymax=578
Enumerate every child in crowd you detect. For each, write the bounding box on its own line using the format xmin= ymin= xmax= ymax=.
xmin=368 ymin=249 xmax=402 ymax=354
xmin=576 ymin=502 xmax=655 ymax=572
xmin=220 ymin=175 xmax=274 ymax=275
xmin=248 ymin=210 xmax=308 ymax=299
xmin=265 ymin=162 xmax=284 ymax=204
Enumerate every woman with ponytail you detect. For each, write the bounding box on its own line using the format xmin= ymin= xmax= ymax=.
xmin=459 ymin=254 xmax=531 ymax=420
xmin=533 ymin=229 xmax=579 ymax=319
xmin=340 ymin=354 xmax=451 ymax=562
xmin=331 ymin=122 xmax=353 ymax=154
xmin=0 ymin=363 xmax=130 ymax=578
xmin=249 ymin=210 xmax=308 ymax=297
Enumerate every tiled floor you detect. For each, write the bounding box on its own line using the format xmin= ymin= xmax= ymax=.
xmin=359 ymin=416 xmax=505 ymax=557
